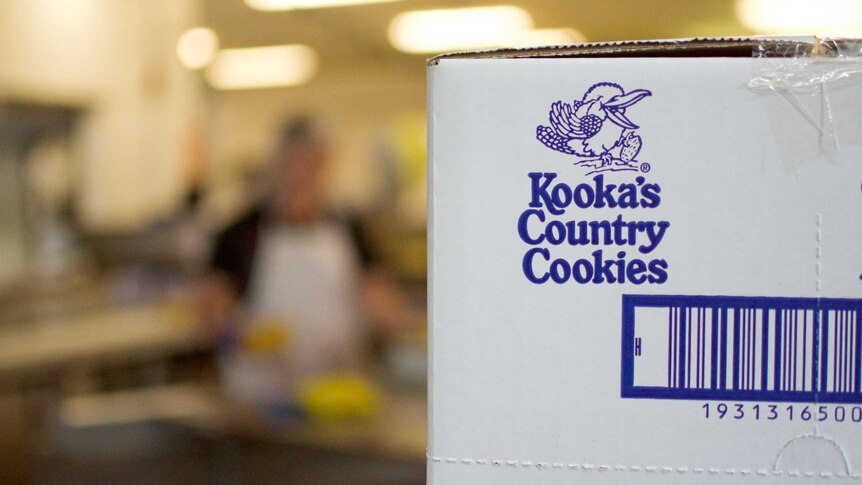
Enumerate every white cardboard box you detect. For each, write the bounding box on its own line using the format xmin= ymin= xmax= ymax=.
xmin=428 ymin=38 xmax=862 ymax=484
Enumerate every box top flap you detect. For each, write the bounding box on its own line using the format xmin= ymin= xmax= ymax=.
xmin=427 ymin=37 xmax=819 ymax=66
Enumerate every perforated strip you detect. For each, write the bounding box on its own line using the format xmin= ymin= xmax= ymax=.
xmin=428 ymin=455 xmax=860 ymax=479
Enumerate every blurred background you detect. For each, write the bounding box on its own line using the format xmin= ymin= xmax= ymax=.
xmin=0 ymin=0 xmax=859 ymax=483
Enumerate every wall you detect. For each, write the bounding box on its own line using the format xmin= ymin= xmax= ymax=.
xmin=0 ymin=0 xmax=203 ymax=232
xmin=206 ymin=62 xmax=426 ymax=214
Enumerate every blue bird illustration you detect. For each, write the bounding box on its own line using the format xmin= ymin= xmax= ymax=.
xmin=536 ymin=82 xmax=651 ymax=167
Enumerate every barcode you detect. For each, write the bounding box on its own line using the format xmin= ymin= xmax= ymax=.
xmin=621 ymin=295 xmax=862 ymax=403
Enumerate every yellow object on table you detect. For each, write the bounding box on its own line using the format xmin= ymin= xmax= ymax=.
xmin=299 ymin=374 xmax=380 ymax=422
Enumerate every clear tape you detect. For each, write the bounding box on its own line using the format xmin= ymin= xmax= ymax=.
xmin=751 ymin=38 xmax=862 ymax=92
xmin=750 ymin=37 xmax=862 ymax=154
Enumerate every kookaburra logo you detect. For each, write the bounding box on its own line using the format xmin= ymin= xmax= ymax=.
xmin=536 ymin=82 xmax=652 ymax=175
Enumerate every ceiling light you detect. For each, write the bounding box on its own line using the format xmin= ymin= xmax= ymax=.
xmin=176 ymin=27 xmax=219 ymax=70
xmin=205 ymin=45 xmax=317 ymax=90
xmin=246 ymin=0 xmax=398 ymax=11
xmin=507 ymin=28 xmax=586 ymax=48
xmin=389 ymin=6 xmax=533 ymax=54
xmin=736 ymin=0 xmax=862 ymax=37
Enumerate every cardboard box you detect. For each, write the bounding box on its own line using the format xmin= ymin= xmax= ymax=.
xmin=427 ymin=38 xmax=862 ymax=484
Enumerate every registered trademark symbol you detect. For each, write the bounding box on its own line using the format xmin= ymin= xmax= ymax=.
xmin=640 ymin=162 xmax=651 ymax=173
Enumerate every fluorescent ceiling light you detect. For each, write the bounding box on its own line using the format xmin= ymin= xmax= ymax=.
xmin=177 ymin=27 xmax=219 ymax=70
xmin=205 ymin=45 xmax=317 ymax=90
xmin=736 ymin=0 xmax=862 ymax=37
xmin=389 ymin=6 xmax=534 ymax=54
xmin=246 ymin=0 xmax=398 ymax=11
xmin=508 ymin=28 xmax=586 ymax=48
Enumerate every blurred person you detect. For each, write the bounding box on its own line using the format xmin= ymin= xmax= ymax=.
xmin=204 ymin=116 xmax=379 ymax=420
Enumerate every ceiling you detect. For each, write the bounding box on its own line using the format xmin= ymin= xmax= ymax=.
xmin=204 ymin=0 xmax=754 ymax=82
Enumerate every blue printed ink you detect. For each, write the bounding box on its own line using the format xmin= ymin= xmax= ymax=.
xmin=536 ymin=82 xmax=652 ymax=175
xmin=621 ymin=295 xmax=862 ymax=404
